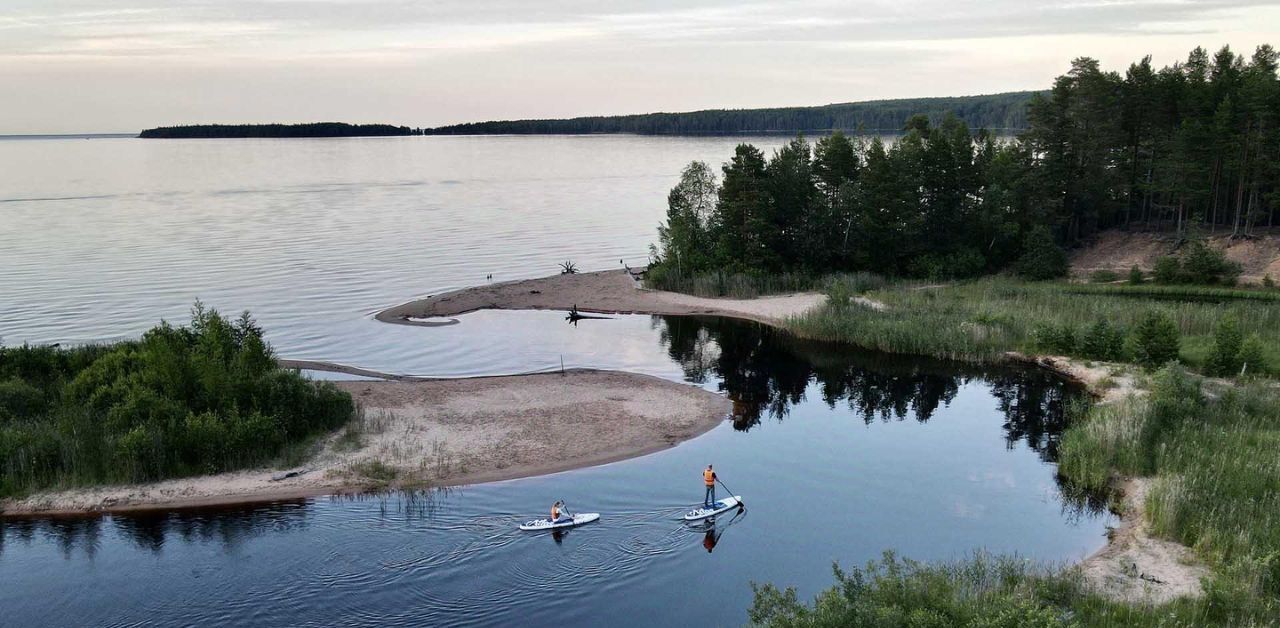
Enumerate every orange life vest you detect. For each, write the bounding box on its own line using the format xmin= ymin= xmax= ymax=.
xmin=704 ymin=469 xmax=715 ymax=486
xmin=552 ymin=505 xmax=560 ymax=520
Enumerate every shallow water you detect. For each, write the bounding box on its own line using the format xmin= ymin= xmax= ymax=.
xmin=1 ymin=314 xmax=1112 ymax=627
xmin=0 ymin=135 xmax=1111 ymax=626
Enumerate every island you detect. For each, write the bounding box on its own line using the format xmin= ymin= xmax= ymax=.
xmin=139 ymin=122 xmax=423 ymax=138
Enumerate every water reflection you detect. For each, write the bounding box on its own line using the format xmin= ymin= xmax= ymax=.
xmin=689 ymin=508 xmax=747 ymax=554
xmin=113 ymin=499 xmax=312 ymax=553
xmin=654 ymin=315 xmax=1076 ymax=463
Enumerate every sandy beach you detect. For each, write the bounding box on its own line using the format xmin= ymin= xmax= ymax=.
xmin=375 ymin=269 xmax=825 ymax=326
xmin=0 ymin=369 xmax=729 ymax=516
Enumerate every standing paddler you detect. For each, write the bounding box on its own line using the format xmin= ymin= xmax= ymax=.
xmin=703 ymin=464 xmax=717 ymax=507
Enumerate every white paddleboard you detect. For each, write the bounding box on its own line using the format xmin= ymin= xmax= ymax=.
xmin=519 ymin=513 xmax=600 ymax=531
xmin=683 ymin=496 xmax=742 ymax=521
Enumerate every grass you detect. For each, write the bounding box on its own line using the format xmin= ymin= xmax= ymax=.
xmin=646 ymin=270 xmax=886 ymax=299
xmin=1064 ymin=283 xmax=1280 ymax=303
xmin=787 ymin=277 xmax=1280 ymax=373
xmin=753 ymin=367 xmax=1280 ymax=627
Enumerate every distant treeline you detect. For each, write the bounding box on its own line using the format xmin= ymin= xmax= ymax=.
xmin=422 ymin=92 xmax=1040 ymax=135
xmin=139 ymin=123 xmax=423 ymax=139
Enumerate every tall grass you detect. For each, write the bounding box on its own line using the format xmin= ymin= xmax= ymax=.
xmin=646 ymin=270 xmax=888 ymax=299
xmin=1065 ymin=283 xmax=1280 ymax=303
xmin=788 ymin=278 xmax=1280 ymax=372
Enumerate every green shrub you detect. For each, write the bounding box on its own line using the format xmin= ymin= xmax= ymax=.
xmin=1182 ymin=239 xmax=1242 ymax=285
xmin=1079 ymin=319 xmax=1126 ymax=361
xmin=1127 ymin=265 xmax=1144 ymax=285
xmin=1264 ymin=274 xmax=1276 ymax=289
xmin=1238 ymin=335 xmax=1268 ymax=376
xmin=1131 ymin=310 xmax=1180 ymax=368
xmin=749 ymin=552 xmax=1073 ymax=628
xmin=1089 ymin=268 xmax=1119 ymax=283
xmin=1014 ymin=226 xmax=1068 ymax=280
xmin=0 ymin=378 xmax=46 ymax=420
xmin=1032 ymin=323 xmax=1076 ymax=354
xmin=1152 ymin=255 xmax=1182 ymax=284
xmin=1207 ymin=317 xmax=1244 ymax=377
xmin=0 ymin=304 xmax=355 ymax=497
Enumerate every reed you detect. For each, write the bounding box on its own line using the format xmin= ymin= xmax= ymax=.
xmin=787 ymin=278 xmax=1280 ymax=373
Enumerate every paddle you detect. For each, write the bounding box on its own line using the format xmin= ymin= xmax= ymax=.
xmin=716 ymin=477 xmax=744 ymax=509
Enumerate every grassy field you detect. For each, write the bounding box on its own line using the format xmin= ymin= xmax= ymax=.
xmin=787 ymin=277 xmax=1280 ymax=374
xmin=752 ymin=367 xmax=1280 ymax=627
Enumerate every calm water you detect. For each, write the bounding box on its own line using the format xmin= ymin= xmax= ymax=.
xmin=0 ymin=136 xmax=1111 ymax=626
xmin=1 ymin=133 xmax=794 ymax=375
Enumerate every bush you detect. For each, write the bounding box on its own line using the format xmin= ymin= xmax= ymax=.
xmin=1032 ymin=323 xmax=1076 ymax=354
xmin=0 ymin=378 xmax=46 ymax=420
xmin=749 ymin=552 xmax=1074 ymax=628
xmin=1079 ymin=319 xmax=1126 ymax=361
xmin=1238 ymin=335 xmax=1268 ymax=376
xmin=1207 ymin=317 xmax=1243 ymax=377
xmin=1182 ymin=240 xmax=1242 ymax=285
xmin=1128 ymin=265 xmax=1144 ymax=285
xmin=1089 ymin=268 xmax=1119 ymax=283
xmin=1131 ymin=310 xmax=1180 ymax=368
xmin=0 ymin=304 xmax=355 ymax=496
xmin=1014 ymin=226 xmax=1068 ymax=280
xmin=1152 ymin=256 xmax=1182 ymax=284
xmin=1265 ymin=274 xmax=1275 ymax=289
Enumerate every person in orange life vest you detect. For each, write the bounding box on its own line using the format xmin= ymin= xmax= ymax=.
xmin=703 ymin=464 xmax=717 ymax=507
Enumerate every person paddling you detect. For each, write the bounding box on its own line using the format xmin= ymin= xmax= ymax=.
xmin=551 ymin=500 xmax=571 ymax=523
xmin=703 ymin=464 xmax=717 ymax=507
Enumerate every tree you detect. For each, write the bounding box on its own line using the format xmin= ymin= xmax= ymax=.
xmin=1132 ymin=310 xmax=1181 ymax=368
xmin=1015 ymin=226 xmax=1068 ymax=280
xmin=1208 ymin=317 xmax=1243 ymax=376
xmin=712 ymin=144 xmax=775 ymax=272
xmin=655 ymin=161 xmax=717 ymax=275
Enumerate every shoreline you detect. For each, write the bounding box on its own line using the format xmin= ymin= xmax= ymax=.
xmin=0 ymin=369 xmax=730 ymax=518
xmin=3 ymin=268 xmax=1200 ymax=605
xmin=374 ymin=269 xmax=825 ymax=327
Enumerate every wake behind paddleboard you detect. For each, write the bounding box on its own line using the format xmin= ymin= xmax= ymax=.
xmin=683 ymin=496 xmax=742 ymax=521
xmin=519 ymin=513 xmax=600 ymax=531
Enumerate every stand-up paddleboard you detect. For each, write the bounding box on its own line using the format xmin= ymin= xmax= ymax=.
xmin=683 ymin=496 xmax=743 ymax=521
xmin=519 ymin=513 xmax=600 ymax=531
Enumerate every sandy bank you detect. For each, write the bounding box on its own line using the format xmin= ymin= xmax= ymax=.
xmin=375 ymin=269 xmax=824 ymax=326
xmin=0 ymin=369 xmax=729 ymax=517
xmin=1007 ymin=353 xmax=1206 ymax=604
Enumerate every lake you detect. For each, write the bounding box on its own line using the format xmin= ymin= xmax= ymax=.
xmin=0 ymin=135 xmax=1111 ymax=626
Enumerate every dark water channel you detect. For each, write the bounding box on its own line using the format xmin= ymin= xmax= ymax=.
xmin=1 ymin=313 xmax=1113 ymax=627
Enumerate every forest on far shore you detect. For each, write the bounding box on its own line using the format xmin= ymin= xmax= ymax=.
xmin=139 ymin=123 xmax=422 ymax=138
xmin=650 ymin=44 xmax=1280 ymax=283
xmin=423 ymin=92 xmax=1039 ymax=135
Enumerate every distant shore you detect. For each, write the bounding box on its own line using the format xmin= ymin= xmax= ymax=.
xmin=375 ymin=269 xmax=825 ymax=327
xmin=0 ymin=369 xmax=728 ymax=517
xmin=138 ymin=122 xmax=421 ymax=139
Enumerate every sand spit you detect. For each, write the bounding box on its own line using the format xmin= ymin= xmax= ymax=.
xmin=0 ymin=370 xmax=729 ymax=517
xmin=375 ymin=269 xmax=825 ymax=326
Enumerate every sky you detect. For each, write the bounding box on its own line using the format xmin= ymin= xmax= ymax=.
xmin=3 ymin=0 xmax=1279 ymax=133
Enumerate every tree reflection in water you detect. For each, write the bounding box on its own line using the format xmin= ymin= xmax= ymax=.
xmin=654 ymin=315 xmax=1079 ymax=462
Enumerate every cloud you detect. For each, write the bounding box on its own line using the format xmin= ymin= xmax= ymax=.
xmin=3 ymin=0 xmax=1276 ymax=59
xmin=1 ymin=0 xmax=1275 ymax=131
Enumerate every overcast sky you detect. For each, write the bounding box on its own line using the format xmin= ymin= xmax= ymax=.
xmin=4 ymin=1 xmax=1279 ymax=133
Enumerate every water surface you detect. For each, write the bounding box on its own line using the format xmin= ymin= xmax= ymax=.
xmin=0 ymin=136 xmax=1110 ymax=626
xmin=2 ymin=314 xmax=1111 ymax=627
